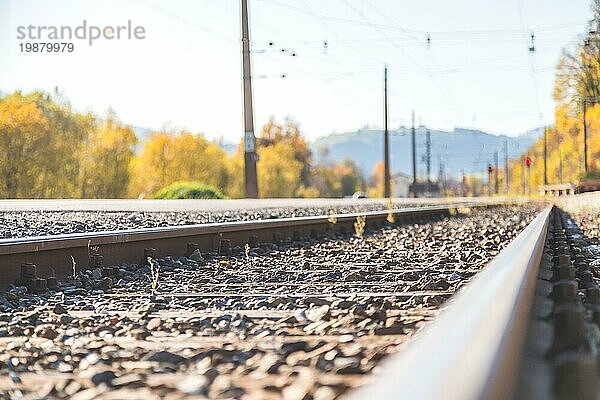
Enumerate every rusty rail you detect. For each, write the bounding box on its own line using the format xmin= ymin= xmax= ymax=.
xmin=0 ymin=203 xmax=491 ymax=289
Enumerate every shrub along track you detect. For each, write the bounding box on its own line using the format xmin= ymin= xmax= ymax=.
xmin=0 ymin=204 xmax=540 ymax=399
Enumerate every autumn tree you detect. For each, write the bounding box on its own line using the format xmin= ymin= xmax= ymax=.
xmin=0 ymin=90 xmax=91 ymax=198
xmin=307 ymin=158 xmax=364 ymax=197
xmin=0 ymin=93 xmax=49 ymax=198
xmin=227 ymin=117 xmax=310 ymax=198
xmin=551 ymin=1 xmax=600 ymax=180
xmin=257 ymin=142 xmax=303 ymax=198
xmin=368 ymin=161 xmax=385 ymax=197
xmin=129 ymin=130 xmax=230 ymax=198
xmin=79 ymin=111 xmax=138 ymax=198
xmin=509 ymin=1 xmax=600 ymax=190
xmin=260 ymin=117 xmax=312 ymax=187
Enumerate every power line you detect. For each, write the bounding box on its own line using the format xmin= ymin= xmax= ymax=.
xmin=342 ymin=0 xmax=464 ymax=114
xmin=258 ymin=1 xmax=583 ymax=37
xmin=517 ymin=0 xmax=543 ymax=121
xmin=363 ymin=1 xmax=467 ymax=116
xmin=136 ymin=0 xmax=237 ymax=44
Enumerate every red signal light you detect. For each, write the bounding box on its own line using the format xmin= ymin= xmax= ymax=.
xmin=487 ymin=164 xmax=494 ymax=173
xmin=525 ymin=157 xmax=532 ymax=167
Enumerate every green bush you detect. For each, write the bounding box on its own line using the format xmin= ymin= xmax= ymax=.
xmin=153 ymin=181 xmax=226 ymax=199
xmin=582 ymin=170 xmax=600 ymax=181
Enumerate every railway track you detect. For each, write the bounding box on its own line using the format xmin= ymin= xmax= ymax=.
xmin=0 ymin=202 xmax=597 ymax=399
xmin=0 ymin=203 xmax=488 ymax=288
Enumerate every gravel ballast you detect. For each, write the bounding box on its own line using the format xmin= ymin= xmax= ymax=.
xmin=0 ymin=205 xmax=540 ymax=399
xmin=0 ymin=202 xmax=436 ymax=239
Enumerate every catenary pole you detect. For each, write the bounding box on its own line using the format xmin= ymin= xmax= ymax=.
xmin=241 ymin=0 xmax=258 ymax=198
xmin=411 ymin=111 xmax=417 ymax=198
xmin=383 ymin=65 xmax=391 ymax=198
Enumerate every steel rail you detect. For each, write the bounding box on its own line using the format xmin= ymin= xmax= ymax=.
xmin=0 ymin=203 xmax=492 ymax=288
xmin=349 ymin=206 xmax=552 ymax=400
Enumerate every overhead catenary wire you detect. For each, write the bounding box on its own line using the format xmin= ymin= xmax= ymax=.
xmin=137 ymin=0 xmax=381 ymax=127
xmin=139 ymin=0 xmax=585 ymax=145
xmin=341 ymin=0 xmax=465 ymax=116
xmin=517 ymin=0 xmax=544 ymax=121
xmin=258 ymin=0 xmax=583 ymax=37
xmin=360 ymin=0 xmax=465 ymax=114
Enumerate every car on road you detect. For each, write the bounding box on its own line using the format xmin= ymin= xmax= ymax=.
xmin=352 ymin=191 xmax=368 ymax=199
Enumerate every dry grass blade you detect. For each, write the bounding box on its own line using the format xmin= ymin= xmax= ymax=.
xmin=354 ymin=215 xmax=366 ymax=239
xmin=245 ymin=243 xmax=253 ymax=268
xmin=387 ymin=198 xmax=395 ymax=224
xmin=87 ymin=240 xmax=100 ymax=267
xmin=70 ymin=256 xmax=76 ymax=278
xmin=147 ymin=257 xmax=160 ymax=297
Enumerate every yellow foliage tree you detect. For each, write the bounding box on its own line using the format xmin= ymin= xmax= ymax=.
xmin=257 ymin=142 xmax=303 ymax=198
xmin=0 ymin=91 xmax=91 ymax=198
xmin=308 ymin=158 xmax=364 ymax=198
xmin=79 ymin=112 xmax=138 ymax=198
xmin=260 ymin=117 xmax=312 ymax=186
xmin=227 ymin=117 xmax=311 ymax=198
xmin=0 ymin=94 xmax=49 ymax=198
xmin=369 ymin=161 xmax=385 ymax=197
xmin=129 ymin=130 xmax=230 ymax=198
xmin=508 ymin=3 xmax=600 ymax=191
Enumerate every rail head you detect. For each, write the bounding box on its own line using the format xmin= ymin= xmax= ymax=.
xmin=349 ymin=206 xmax=552 ymax=400
xmin=0 ymin=203 xmax=489 ymax=255
xmin=0 ymin=202 xmax=509 ymax=289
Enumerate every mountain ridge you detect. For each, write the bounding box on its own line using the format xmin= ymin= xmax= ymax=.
xmin=311 ymin=126 xmax=544 ymax=179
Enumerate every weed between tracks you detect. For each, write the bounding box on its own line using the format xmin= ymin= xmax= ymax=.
xmin=387 ymin=198 xmax=395 ymax=224
xmin=147 ymin=257 xmax=160 ymax=297
xmin=327 ymin=213 xmax=338 ymax=224
xmin=354 ymin=215 xmax=366 ymax=239
xmin=70 ymin=256 xmax=76 ymax=278
xmin=245 ymin=243 xmax=253 ymax=268
xmin=87 ymin=240 xmax=100 ymax=267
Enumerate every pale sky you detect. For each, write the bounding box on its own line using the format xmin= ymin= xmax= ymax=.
xmin=0 ymin=0 xmax=593 ymax=142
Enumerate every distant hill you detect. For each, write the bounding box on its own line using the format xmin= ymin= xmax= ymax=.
xmin=311 ymin=126 xmax=544 ymax=179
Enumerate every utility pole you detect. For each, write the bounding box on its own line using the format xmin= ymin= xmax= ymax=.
xmin=487 ymin=163 xmax=493 ymax=197
xmin=241 ymin=0 xmax=258 ymax=198
xmin=583 ymin=99 xmax=588 ymax=174
xmin=383 ymin=65 xmax=391 ymax=198
xmin=543 ymin=126 xmax=548 ymax=185
xmin=525 ymin=156 xmax=532 ymax=197
xmin=559 ymin=144 xmax=564 ymax=184
xmin=504 ymin=139 xmax=509 ymax=193
xmin=411 ymin=111 xmax=417 ymax=198
xmin=494 ymin=150 xmax=499 ymax=194
xmin=425 ymin=129 xmax=431 ymax=196
xmin=439 ymin=156 xmax=446 ymax=196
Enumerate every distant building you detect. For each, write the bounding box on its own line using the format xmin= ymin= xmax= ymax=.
xmin=391 ymin=173 xmax=411 ymax=197
xmin=409 ymin=181 xmax=443 ymax=198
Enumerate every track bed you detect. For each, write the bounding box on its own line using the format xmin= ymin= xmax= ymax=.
xmin=0 ymin=205 xmax=540 ymax=399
